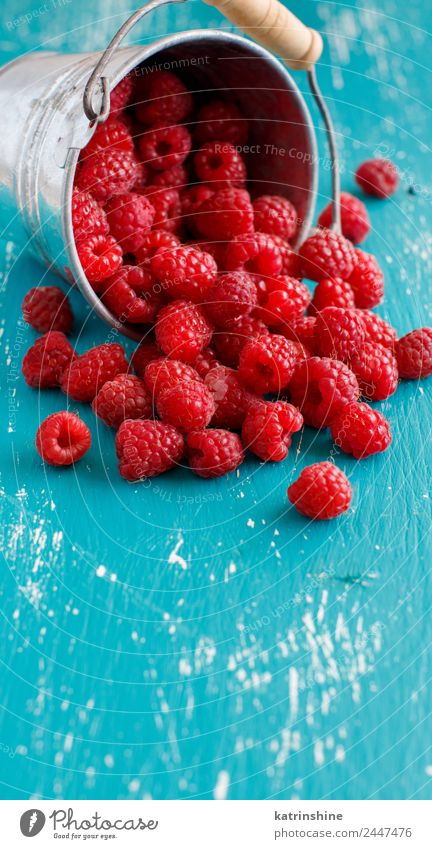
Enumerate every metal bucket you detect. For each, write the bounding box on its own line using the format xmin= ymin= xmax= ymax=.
xmin=0 ymin=3 xmax=318 ymax=341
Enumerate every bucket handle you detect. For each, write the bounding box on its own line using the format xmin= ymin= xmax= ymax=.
xmin=83 ymin=0 xmax=186 ymax=123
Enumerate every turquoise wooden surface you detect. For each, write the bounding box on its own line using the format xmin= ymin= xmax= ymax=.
xmin=1 ymin=0 xmax=432 ymax=801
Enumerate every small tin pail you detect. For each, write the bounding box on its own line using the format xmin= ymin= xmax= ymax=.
xmin=0 ymin=0 xmax=318 ymax=340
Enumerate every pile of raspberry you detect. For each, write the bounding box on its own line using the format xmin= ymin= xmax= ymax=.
xmin=21 ymin=69 xmax=432 ymax=520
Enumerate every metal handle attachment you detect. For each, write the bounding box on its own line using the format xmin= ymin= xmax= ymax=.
xmin=83 ymin=0 xmax=186 ymax=123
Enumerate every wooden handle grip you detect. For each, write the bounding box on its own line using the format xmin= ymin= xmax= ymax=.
xmin=203 ymin=0 xmax=323 ymax=69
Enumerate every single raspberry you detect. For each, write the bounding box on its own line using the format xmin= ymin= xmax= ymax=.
xmin=225 ymin=232 xmax=283 ymax=278
xmin=148 ymin=164 xmax=188 ymax=189
xmin=116 ymin=419 xmax=184 ymax=480
xmin=75 ymin=148 xmax=139 ymax=202
xmin=101 ymin=266 xmax=161 ymax=324
xmin=395 ymin=328 xmax=432 ymax=379
xmin=238 ymin=333 xmax=299 ymax=394
xmin=255 ymin=275 xmax=310 ymax=327
xmin=212 ymin=315 xmax=269 ymax=367
xmin=309 ymin=277 xmax=355 ymax=315
xmin=104 ymin=192 xmax=154 ymax=253
xmin=36 ymin=411 xmax=91 ymax=466
xmin=253 ymin=195 xmax=297 ymax=242
xmin=315 ymin=306 xmax=365 ymax=363
xmin=144 ymin=357 xmax=201 ymax=398
xmin=205 ymin=272 xmax=257 ymax=327
xmin=242 ymin=399 xmax=303 ymax=462
xmin=157 ymin=379 xmax=215 ymax=432
xmin=22 ymin=331 xmax=74 ymax=388
xmin=350 ymin=341 xmax=398 ymax=400
xmin=135 ymin=229 xmax=180 ymax=267
xmin=135 ymin=71 xmax=193 ymax=126
xmin=71 ymin=188 xmax=109 ymax=240
xmin=359 ymin=310 xmax=397 ymax=349
xmin=92 ymin=373 xmax=152 ymax=428
xmin=194 ymin=347 xmax=220 ymax=377
xmin=194 ymin=141 xmax=246 ymax=190
xmin=131 ymin=340 xmax=160 ymax=377
xmin=194 ymin=188 xmax=254 ymax=241
xmin=270 ymin=236 xmax=302 ymax=277
xmin=186 ymin=428 xmax=244 ymax=478
xmin=205 ymin=365 xmax=252 ymax=429
xmin=299 ymin=228 xmax=356 ymax=282
xmin=151 ymin=244 xmax=217 ymax=302
xmin=283 ymin=316 xmax=318 ymax=354
xmin=330 ymin=402 xmax=392 ymax=459
xmin=82 ymin=117 xmax=134 ymax=159
xmin=348 ymin=249 xmax=384 ymax=309
xmin=194 ymin=100 xmax=248 ymax=146
xmin=110 ymin=75 xmax=133 ymax=112
xmin=317 ymin=193 xmax=370 ymax=244
xmin=61 ymin=342 xmax=129 ymax=402
xmin=141 ymin=187 xmax=181 ymax=232
xmin=289 ymin=357 xmax=360 ymax=429
xmin=22 ymin=286 xmax=73 ymax=334
xmin=288 ymin=462 xmax=352 ymax=519
xmin=155 ymin=299 xmax=213 ymax=363
xmin=76 ymin=234 xmax=123 ymax=288
xmin=139 ymin=124 xmax=192 ymax=172
xmin=355 ymin=158 xmax=398 ymax=198
xmin=180 ymin=185 xmax=214 ymax=228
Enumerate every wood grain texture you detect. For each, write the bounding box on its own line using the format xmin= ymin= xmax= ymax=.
xmin=0 ymin=0 xmax=431 ymax=801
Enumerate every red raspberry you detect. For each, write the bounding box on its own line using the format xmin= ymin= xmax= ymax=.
xmin=255 ymin=275 xmax=310 ymax=327
xmin=135 ymin=229 xmax=180 ymax=267
xmin=317 ymin=192 xmax=370 ymax=244
xmin=238 ymin=333 xmax=299 ymax=394
xmin=110 ymin=75 xmax=133 ymax=112
xmin=82 ymin=117 xmax=134 ymax=158
xmin=225 ymin=232 xmax=283 ymax=278
xmin=180 ymin=185 xmax=214 ymax=226
xmin=135 ymin=71 xmax=192 ymax=126
xmin=283 ymin=316 xmax=318 ymax=354
xmin=309 ymin=277 xmax=355 ymax=315
xmin=186 ymin=428 xmax=244 ymax=478
xmin=194 ymin=188 xmax=254 ymax=241
xmin=75 ymin=149 xmax=139 ymax=202
xmin=350 ymin=341 xmax=398 ymax=400
xmin=205 ymin=365 xmax=252 ymax=429
xmin=194 ymin=100 xmax=248 ymax=146
xmin=157 ymin=379 xmax=215 ymax=432
xmin=315 ymin=306 xmax=365 ymax=363
xmin=22 ymin=286 xmax=73 ymax=334
xmin=348 ymin=249 xmax=384 ymax=309
xmin=61 ymin=342 xmax=129 ymax=402
xmin=22 ymin=331 xmax=74 ymax=388
xmin=131 ymin=340 xmax=160 ymax=377
xmin=139 ymin=124 xmax=192 ymax=172
xmin=36 ymin=411 xmax=91 ymax=466
xmin=299 ymin=228 xmax=356 ymax=282
xmin=289 ymin=357 xmax=360 ymax=429
xmin=76 ymin=234 xmax=123 ymax=288
xmin=71 ymin=188 xmax=109 ymax=240
xmin=104 ymin=192 xmax=154 ymax=253
xmin=359 ymin=311 xmax=397 ymax=349
xmin=156 ymin=300 xmax=213 ymax=363
xmin=355 ymin=158 xmax=398 ymax=198
xmin=141 ymin=187 xmax=181 ymax=232
xmin=194 ymin=141 xmax=246 ymax=189
xmin=270 ymin=235 xmax=302 ymax=277
xmin=101 ymin=266 xmax=161 ymax=324
xmin=144 ymin=358 xmax=201 ymax=398
xmin=148 ymin=164 xmax=188 ymax=189
xmin=330 ymin=402 xmax=392 ymax=459
xmin=194 ymin=347 xmax=220 ymax=377
xmin=92 ymin=373 xmax=152 ymax=428
xmin=151 ymin=245 xmax=217 ymax=302
xmin=253 ymin=195 xmax=297 ymax=242
xmin=242 ymin=399 xmax=303 ymax=462
xmin=395 ymin=328 xmax=432 ymax=379
xmin=205 ymin=272 xmax=257 ymax=327
xmin=116 ymin=419 xmax=184 ymax=480
xmin=288 ymin=462 xmax=352 ymax=519
xmin=212 ymin=315 xmax=269 ymax=367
